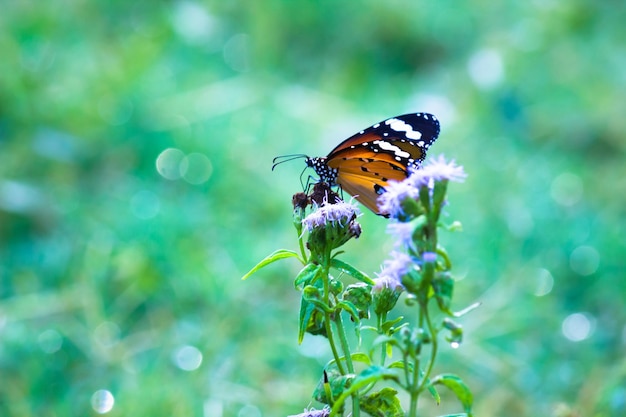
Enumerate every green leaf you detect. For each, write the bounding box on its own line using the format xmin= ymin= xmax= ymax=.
xmin=241 ymin=249 xmax=302 ymax=280
xmin=337 ymin=300 xmax=359 ymax=321
xmin=427 ymin=381 xmax=441 ymax=405
xmin=360 ymin=387 xmax=404 ymax=417
xmin=386 ymin=360 xmax=406 ymax=369
xmin=431 ymin=374 xmax=473 ymax=414
xmin=330 ymin=258 xmax=375 ymax=285
xmin=324 ymin=352 xmax=372 ymax=370
xmin=371 ymin=335 xmax=397 ymax=348
xmin=350 ymin=352 xmax=372 ymax=366
xmin=294 ymin=263 xmax=322 ymax=288
xmin=313 ymin=368 xmax=353 ymax=409
xmin=358 ymin=365 xmax=401 ymax=382
xmin=330 ymin=366 xmax=401 ymax=415
xmin=381 ymin=316 xmax=405 ymax=334
xmin=298 ymin=297 xmax=326 ymax=343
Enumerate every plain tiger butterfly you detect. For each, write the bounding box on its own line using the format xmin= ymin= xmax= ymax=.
xmin=273 ymin=112 xmax=440 ymax=216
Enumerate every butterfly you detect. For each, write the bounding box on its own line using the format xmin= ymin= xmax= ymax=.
xmin=274 ymin=112 xmax=440 ymax=216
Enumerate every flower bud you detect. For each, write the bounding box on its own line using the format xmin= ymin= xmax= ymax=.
xmin=401 ymin=268 xmax=422 ymax=295
xmin=343 ymin=283 xmax=372 ymax=319
xmin=442 ymin=317 xmax=463 ymax=347
xmin=302 ymin=201 xmax=362 ymax=257
xmin=372 ymin=276 xmax=403 ymax=316
xmin=329 ymin=277 xmax=343 ymax=296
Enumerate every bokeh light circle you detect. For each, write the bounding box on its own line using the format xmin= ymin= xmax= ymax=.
xmin=180 ymin=152 xmax=213 ymax=185
xmin=533 ymin=268 xmax=554 ymax=297
xmin=562 ymin=312 xmax=594 ymax=342
xmin=156 ymin=148 xmax=185 ymax=180
xmin=172 ymin=345 xmax=203 ymax=371
xmin=569 ymin=245 xmax=599 ymax=276
xmin=91 ymin=389 xmax=115 ymax=414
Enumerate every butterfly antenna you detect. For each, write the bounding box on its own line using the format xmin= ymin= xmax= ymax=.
xmin=271 ymin=154 xmax=308 ymax=171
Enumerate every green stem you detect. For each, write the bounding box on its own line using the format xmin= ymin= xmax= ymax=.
xmin=321 ymin=261 xmax=345 ymax=375
xmin=333 ymin=313 xmax=360 ymax=417
xmin=408 ymin=304 xmax=424 ymax=417
xmin=419 ymin=304 xmax=438 ymax=391
xmin=378 ymin=311 xmax=387 ymax=366
xmin=325 ymin=313 xmax=345 ymax=375
xmin=334 ymin=315 xmax=354 ymax=374
xmin=409 ymin=210 xmax=441 ymax=415
xmin=297 ymin=230 xmax=308 ymax=264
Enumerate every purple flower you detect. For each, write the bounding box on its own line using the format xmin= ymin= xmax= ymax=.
xmin=377 ymin=155 xmax=466 ymax=218
xmin=372 ymin=274 xmax=405 ymax=293
xmin=386 ymin=221 xmax=415 ymax=250
xmin=408 ymin=154 xmax=467 ymax=188
xmin=302 ymin=200 xmax=360 ymax=232
xmin=288 ymin=407 xmax=330 ymax=417
xmin=372 ymin=251 xmax=412 ymax=314
xmin=376 ymin=179 xmax=419 ymax=218
xmin=373 ymin=251 xmax=413 ymax=292
xmin=422 ymin=251 xmax=437 ymax=263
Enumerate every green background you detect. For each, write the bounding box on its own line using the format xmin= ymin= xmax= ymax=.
xmin=1 ymin=0 xmax=625 ymax=416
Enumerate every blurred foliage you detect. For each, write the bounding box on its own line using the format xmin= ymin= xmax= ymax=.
xmin=0 ymin=0 xmax=625 ymax=416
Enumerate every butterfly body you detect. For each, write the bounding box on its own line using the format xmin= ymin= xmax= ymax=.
xmin=305 ymin=112 xmax=440 ymax=215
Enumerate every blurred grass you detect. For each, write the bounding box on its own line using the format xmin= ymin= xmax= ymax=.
xmin=1 ymin=0 xmax=625 ymax=416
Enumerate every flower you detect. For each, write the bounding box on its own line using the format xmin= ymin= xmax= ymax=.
xmin=377 ymin=154 xmax=466 ymax=219
xmin=302 ymin=200 xmax=360 ymax=232
xmin=288 ymin=406 xmax=330 ymax=417
xmin=376 ymin=179 xmax=419 ymax=219
xmin=374 ymin=251 xmax=413 ymax=292
xmin=372 ymin=274 xmax=404 ymax=293
xmin=407 ymin=154 xmax=467 ymax=188
xmin=302 ymin=200 xmax=362 ymax=255
xmin=372 ymin=251 xmax=412 ymax=315
xmin=422 ymin=251 xmax=437 ymax=263
xmin=386 ymin=220 xmax=416 ymax=250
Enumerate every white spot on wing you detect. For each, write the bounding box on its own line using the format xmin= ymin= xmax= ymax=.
xmin=376 ymin=141 xmax=410 ymax=158
xmin=384 ymin=118 xmax=422 ymax=140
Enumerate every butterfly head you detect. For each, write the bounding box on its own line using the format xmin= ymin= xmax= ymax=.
xmin=305 ymin=156 xmax=338 ymax=185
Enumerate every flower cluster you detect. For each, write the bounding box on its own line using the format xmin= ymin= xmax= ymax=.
xmin=302 ymin=199 xmax=362 ymax=258
xmin=378 ymin=155 xmax=466 ymax=220
xmin=375 ymin=155 xmax=466 ymax=299
xmin=302 ymin=200 xmax=361 ymax=233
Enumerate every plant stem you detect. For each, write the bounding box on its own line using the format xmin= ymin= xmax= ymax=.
xmin=419 ymin=304 xmax=438 ymax=391
xmin=378 ymin=312 xmax=387 ymax=366
xmin=407 ymin=305 xmax=424 ymax=417
xmin=297 ymin=231 xmax=308 ymax=264
xmin=334 ymin=313 xmax=360 ymax=417
xmin=321 ymin=261 xmax=345 ymax=375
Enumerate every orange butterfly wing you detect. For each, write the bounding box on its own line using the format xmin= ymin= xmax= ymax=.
xmin=327 ymin=147 xmax=409 ymax=215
